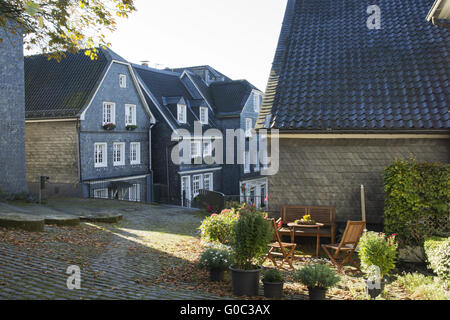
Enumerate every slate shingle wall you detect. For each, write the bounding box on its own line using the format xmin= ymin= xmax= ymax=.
xmin=0 ymin=28 xmax=28 ymax=194
xmin=268 ymin=138 xmax=450 ymax=225
xmin=25 ymin=121 xmax=79 ymax=184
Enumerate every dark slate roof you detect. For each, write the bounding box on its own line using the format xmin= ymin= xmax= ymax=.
xmin=256 ymin=0 xmax=450 ymax=132
xmin=24 ymin=48 xmax=124 ymax=119
xmin=210 ymin=80 xmax=258 ymax=117
xmin=169 ymin=65 xmax=232 ymax=82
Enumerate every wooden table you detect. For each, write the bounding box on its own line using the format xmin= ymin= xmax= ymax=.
xmin=287 ymin=222 xmax=324 ymax=257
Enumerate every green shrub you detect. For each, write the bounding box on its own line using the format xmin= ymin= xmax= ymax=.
xmin=424 ymin=237 xmax=450 ymax=283
xmin=384 ymin=159 xmax=450 ymax=247
xmin=263 ymin=269 xmax=284 ymax=283
xmin=232 ymin=204 xmax=272 ymax=270
xmin=199 ymin=209 xmax=239 ymax=245
xmin=395 ymin=273 xmax=449 ymax=300
xmin=358 ymin=231 xmax=398 ymax=279
xmin=198 ymin=244 xmax=233 ymax=271
xmin=294 ymin=264 xmax=340 ymax=290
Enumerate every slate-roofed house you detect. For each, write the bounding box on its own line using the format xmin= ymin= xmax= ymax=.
xmin=0 ymin=26 xmax=28 ymax=195
xmin=24 ymin=48 xmax=156 ymax=201
xmin=256 ymin=0 xmax=450 ymax=227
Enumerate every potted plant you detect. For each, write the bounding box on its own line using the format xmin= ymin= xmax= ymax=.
xmin=229 ymin=205 xmax=272 ymax=296
xmin=294 ymin=264 xmax=340 ymax=300
xmin=262 ymin=269 xmax=284 ymax=299
xmin=358 ymin=232 xmax=398 ymax=299
xmin=102 ymin=123 xmax=116 ymax=130
xmin=125 ymin=124 xmax=138 ymax=131
xmin=198 ymin=245 xmax=233 ymax=282
xmin=295 ymin=214 xmax=316 ymax=225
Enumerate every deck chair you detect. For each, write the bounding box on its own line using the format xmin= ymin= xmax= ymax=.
xmin=321 ymin=221 xmax=366 ymax=274
xmin=264 ymin=219 xmax=297 ymax=270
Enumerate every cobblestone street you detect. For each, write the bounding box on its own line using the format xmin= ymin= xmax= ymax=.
xmin=0 ymin=199 xmax=228 ymax=300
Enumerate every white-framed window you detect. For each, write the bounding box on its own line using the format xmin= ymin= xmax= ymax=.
xmin=203 ymin=140 xmax=212 ymax=157
xmin=261 ymin=135 xmax=268 ymax=169
xmin=244 ymin=151 xmax=250 ymax=173
xmin=253 ymin=93 xmax=261 ymax=112
xmin=203 ymin=173 xmax=213 ymax=191
xmin=245 ymin=118 xmax=253 ymax=137
xmin=192 ymin=175 xmax=203 ymax=197
xmin=125 ymin=104 xmax=136 ymax=126
xmin=129 ymin=184 xmax=141 ymax=202
xmin=119 ymin=74 xmax=127 ymax=88
xmin=255 ymin=150 xmax=260 ymax=172
xmin=191 ymin=141 xmax=201 ymax=158
xmin=130 ymin=142 xmax=141 ymax=165
xmin=177 ymin=104 xmax=187 ymax=124
xmin=94 ymin=188 xmax=109 ymax=199
xmin=113 ymin=142 xmax=125 ymax=166
xmin=103 ymin=102 xmax=116 ymax=125
xmin=199 ymin=107 xmax=208 ymax=124
xmin=260 ymin=184 xmax=267 ymax=208
xmin=94 ymin=143 xmax=107 ymax=168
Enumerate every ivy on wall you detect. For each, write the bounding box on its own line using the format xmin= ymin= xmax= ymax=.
xmin=384 ymin=159 xmax=450 ymax=247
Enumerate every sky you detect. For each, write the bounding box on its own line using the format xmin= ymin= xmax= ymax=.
xmin=106 ymin=0 xmax=288 ymax=91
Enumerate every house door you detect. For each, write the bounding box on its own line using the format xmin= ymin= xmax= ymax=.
xmin=181 ymin=176 xmax=191 ymax=207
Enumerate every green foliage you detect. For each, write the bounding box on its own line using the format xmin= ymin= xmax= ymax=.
xmin=424 ymin=237 xmax=450 ymax=282
xmin=0 ymin=0 xmax=136 ymax=59
xmin=198 ymin=244 xmax=233 ymax=271
xmin=263 ymin=269 xmax=284 ymax=283
xmin=395 ymin=273 xmax=449 ymax=300
xmin=294 ymin=264 xmax=340 ymax=290
xmin=358 ymin=231 xmax=398 ymax=279
xmin=232 ymin=204 xmax=272 ymax=270
xmin=384 ymin=159 xmax=450 ymax=247
xmin=199 ymin=209 xmax=239 ymax=246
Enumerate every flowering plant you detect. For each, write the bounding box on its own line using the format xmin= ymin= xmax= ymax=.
xmin=102 ymin=123 xmax=116 ymax=130
xmin=198 ymin=244 xmax=233 ymax=271
xmin=199 ymin=209 xmax=239 ymax=245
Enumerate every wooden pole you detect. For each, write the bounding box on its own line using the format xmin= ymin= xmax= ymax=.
xmin=361 ymin=185 xmax=367 ymax=230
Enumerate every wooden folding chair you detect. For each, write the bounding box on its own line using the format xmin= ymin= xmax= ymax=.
xmin=321 ymin=221 xmax=366 ymax=274
xmin=264 ymin=219 xmax=297 ymax=270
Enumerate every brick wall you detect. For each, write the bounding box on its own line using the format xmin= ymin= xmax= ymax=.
xmin=25 ymin=121 xmax=79 ymax=184
xmin=0 ymin=27 xmax=28 ymax=194
xmin=268 ymin=138 xmax=450 ymax=225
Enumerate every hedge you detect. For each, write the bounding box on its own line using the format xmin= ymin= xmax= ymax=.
xmin=384 ymin=159 xmax=449 ymax=247
xmin=424 ymin=237 xmax=450 ymax=283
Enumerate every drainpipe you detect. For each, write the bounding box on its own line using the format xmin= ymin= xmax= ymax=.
xmin=76 ymin=119 xmax=83 ymax=195
xmin=361 ymin=184 xmax=367 ymax=231
xmin=166 ymin=140 xmax=178 ymax=204
xmin=148 ymin=123 xmax=155 ymax=202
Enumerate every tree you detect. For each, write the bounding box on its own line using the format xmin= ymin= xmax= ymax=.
xmin=0 ymin=0 xmax=136 ymax=60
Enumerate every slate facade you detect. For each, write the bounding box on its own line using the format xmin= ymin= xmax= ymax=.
xmin=0 ymin=27 xmax=28 ymax=195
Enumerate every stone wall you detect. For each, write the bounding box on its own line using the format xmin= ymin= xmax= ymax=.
xmin=0 ymin=27 xmax=28 ymax=194
xmin=25 ymin=120 xmax=79 ymax=184
xmin=268 ymin=138 xmax=450 ymax=225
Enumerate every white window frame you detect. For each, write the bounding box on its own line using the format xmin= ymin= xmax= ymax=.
xmin=191 ymin=141 xmax=201 ymax=158
xmin=113 ymin=142 xmax=125 ymax=166
xmin=255 ymin=150 xmax=260 ymax=172
xmin=261 ymin=135 xmax=268 ymax=170
xmin=244 ymin=151 xmax=250 ymax=173
xmin=199 ymin=106 xmax=208 ymax=124
xmin=245 ymin=118 xmax=253 ymax=137
xmin=119 ymin=74 xmax=127 ymax=88
xmin=94 ymin=143 xmax=108 ymax=168
xmin=203 ymin=140 xmax=212 ymax=157
xmin=203 ymin=173 xmax=213 ymax=191
xmin=103 ymin=102 xmax=116 ymax=125
xmin=125 ymin=104 xmax=136 ymax=126
xmin=130 ymin=142 xmax=141 ymax=165
xmin=253 ymin=93 xmax=261 ymax=112
xmin=177 ymin=104 xmax=187 ymax=124
xmin=192 ymin=175 xmax=203 ymax=197
xmin=129 ymin=184 xmax=141 ymax=202
xmin=94 ymin=188 xmax=109 ymax=199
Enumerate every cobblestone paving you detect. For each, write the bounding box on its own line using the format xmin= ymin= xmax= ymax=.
xmin=0 ymin=200 xmax=229 ymax=300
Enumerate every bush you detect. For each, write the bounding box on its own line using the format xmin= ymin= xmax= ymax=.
xmin=294 ymin=264 xmax=340 ymax=290
xmin=424 ymin=237 xmax=450 ymax=283
xmin=384 ymin=159 xmax=450 ymax=247
xmin=199 ymin=209 xmax=239 ymax=245
xmin=358 ymin=231 xmax=398 ymax=279
xmin=232 ymin=204 xmax=272 ymax=270
xmin=263 ymin=269 xmax=284 ymax=283
xmin=198 ymin=244 xmax=233 ymax=271
xmin=395 ymin=273 xmax=449 ymax=300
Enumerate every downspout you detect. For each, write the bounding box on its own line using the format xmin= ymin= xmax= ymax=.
xmin=166 ymin=140 xmax=178 ymax=204
xmin=148 ymin=123 xmax=155 ymax=202
xmin=76 ymin=119 xmax=83 ymax=195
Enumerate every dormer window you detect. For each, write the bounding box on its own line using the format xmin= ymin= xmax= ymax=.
xmin=177 ymin=104 xmax=187 ymax=124
xmin=253 ymin=93 xmax=261 ymax=112
xmin=199 ymin=107 xmax=208 ymax=124
xmin=119 ymin=74 xmax=127 ymax=88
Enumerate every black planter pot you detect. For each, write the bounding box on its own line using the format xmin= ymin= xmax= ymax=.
xmin=365 ymin=279 xmax=385 ymax=299
xmin=263 ymin=281 xmax=284 ymax=299
xmin=209 ymin=269 xmax=225 ymax=282
xmin=307 ymin=287 xmax=327 ymax=300
xmin=230 ymin=266 xmax=262 ymax=297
